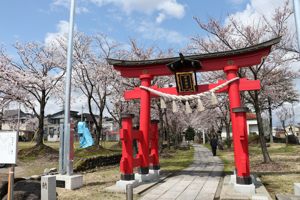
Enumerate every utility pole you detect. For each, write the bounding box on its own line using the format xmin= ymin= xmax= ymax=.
xmin=63 ymin=0 xmax=76 ymax=176
xmin=294 ymin=0 xmax=300 ymax=49
xmin=81 ymin=105 xmax=83 ymax=121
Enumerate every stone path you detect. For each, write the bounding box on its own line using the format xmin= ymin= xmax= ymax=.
xmin=140 ymin=144 xmax=224 ymax=200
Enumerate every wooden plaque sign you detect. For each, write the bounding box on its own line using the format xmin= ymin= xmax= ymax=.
xmin=175 ymin=71 xmax=197 ymax=93
xmin=0 ymin=131 xmax=18 ymax=164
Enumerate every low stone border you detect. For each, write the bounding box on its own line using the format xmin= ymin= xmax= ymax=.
xmin=74 ymin=154 xmax=122 ymax=172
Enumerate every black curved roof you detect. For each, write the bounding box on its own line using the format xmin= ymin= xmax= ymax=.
xmin=107 ymin=37 xmax=281 ymax=67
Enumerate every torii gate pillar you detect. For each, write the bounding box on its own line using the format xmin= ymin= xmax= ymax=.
xmin=138 ymin=74 xmax=153 ymax=174
xmin=224 ymin=65 xmax=251 ymax=184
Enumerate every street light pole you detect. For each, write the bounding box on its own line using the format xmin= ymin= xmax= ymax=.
xmin=63 ymin=0 xmax=76 ymax=176
xmin=294 ymin=0 xmax=300 ymax=50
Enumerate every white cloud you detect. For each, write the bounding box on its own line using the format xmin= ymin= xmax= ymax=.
xmin=226 ymin=0 xmax=300 ymax=123
xmin=51 ymin=0 xmax=89 ymax=14
xmin=136 ymin=21 xmax=187 ymax=45
xmin=226 ymin=0 xmax=290 ymax=26
xmin=45 ymin=20 xmax=70 ymax=46
xmin=228 ymin=0 xmax=245 ymax=5
xmin=156 ymin=13 xmax=166 ymax=24
xmin=84 ymin=0 xmax=185 ymax=23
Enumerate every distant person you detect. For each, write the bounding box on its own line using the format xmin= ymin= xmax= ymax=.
xmin=210 ymin=135 xmax=218 ymax=156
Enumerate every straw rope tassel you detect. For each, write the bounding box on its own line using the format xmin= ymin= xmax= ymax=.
xmin=160 ymin=98 xmax=167 ymax=109
xmin=185 ymin=101 xmax=192 ymax=114
xmin=172 ymin=100 xmax=178 ymax=113
xmin=211 ymin=92 xmax=218 ymax=105
xmin=197 ymin=98 xmax=205 ymax=112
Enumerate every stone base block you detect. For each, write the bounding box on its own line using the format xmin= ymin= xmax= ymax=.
xmin=294 ymin=183 xmax=300 ymax=195
xmin=251 ymin=195 xmax=269 ymax=200
xmin=149 ymin=169 xmax=160 ymax=178
xmin=41 ymin=175 xmax=56 ymax=200
xmin=232 ymin=175 xmax=255 ymax=194
xmin=135 ymin=171 xmax=159 ymax=183
xmin=234 ymin=182 xmax=255 ymax=195
xmin=220 ymin=175 xmax=272 ymax=200
xmin=230 ymin=174 xmax=236 ymax=184
xmin=55 ymin=174 xmax=83 ymax=190
xmin=116 ymin=180 xmax=139 ymax=192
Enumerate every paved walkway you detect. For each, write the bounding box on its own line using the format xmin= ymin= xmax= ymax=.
xmin=140 ymin=144 xmax=224 ymax=200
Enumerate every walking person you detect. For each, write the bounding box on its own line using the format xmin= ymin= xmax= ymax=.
xmin=210 ymin=135 xmax=218 ymax=156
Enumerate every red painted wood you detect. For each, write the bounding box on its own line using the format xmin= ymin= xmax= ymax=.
xmin=132 ymin=130 xmax=142 ymax=140
xmin=119 ymin=117 xmax=134 ymax=176
xmin=70 ymin=122 xmax=74 ymax=161
xmin=138 ymin=74 xmax=152 ymax=172
xmin=124 ymin=78 xmax=260 ymax=100
xmin=149 ymin=121 xmax=159 ymax=167
xmin=114 ymin=48 xmax=270 ymax=78
xmin=224 ymin=65 xmax=251 ymax=182
xmin=133 ymin=157 xmax=142 ymax=168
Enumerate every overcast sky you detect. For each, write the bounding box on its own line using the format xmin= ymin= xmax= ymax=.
xmin=0 ymin=0 xmax=299 ymax=126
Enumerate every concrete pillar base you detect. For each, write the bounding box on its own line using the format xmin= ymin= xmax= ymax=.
xmin=116 ymin=179 xmax=139 ymax=192
xmin=41 ymin=175 xmax=56 ymax=200
xmin=229 ymin=174 xmax=255 ymax=194
xmin=149 ymin=169 xmax=160 ymax=178
xmin=294 ymin=183 xmax=300 ymax=195
xmin=135 ymin=170 xmax=159 ymax=183
xmin=55 ymin=174 xmax=83 ymax=190
xmin=234 ymin=182 xmax=255 ymax=194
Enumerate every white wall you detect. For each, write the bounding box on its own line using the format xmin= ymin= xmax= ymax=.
xmin=221 ymin=119 xmax=258 ymax=139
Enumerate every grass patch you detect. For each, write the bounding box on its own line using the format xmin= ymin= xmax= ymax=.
xmin=218 ymin=148 xmax=235 ymax=174
xmin=57 ymin=166 xmax=139 ymax=200
xmin=218 ymin=142 xmax=300 ymax=198
xmin=268 ymin=144 xmax=298 ymax=154
xmin=159 ymin=146 xmax=194 ymax=173
xmin=75 ymin=146 xmax=117 ymax=159
xmin=57 ymin=145 xmax=195 ymax=200
xmin=16 ymin=141 xmax=121 ymax=178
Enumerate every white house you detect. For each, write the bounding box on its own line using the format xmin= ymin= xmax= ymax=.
xmin=221 ymin=113 xmax=258 ymax=138
xmin=103 ymin=117 xmax=119 ymax=141
xmin=1 ymin=109 xmax=37 ymax=141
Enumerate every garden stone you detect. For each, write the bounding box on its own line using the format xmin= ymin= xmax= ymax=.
xmin=2 ymin=180 xmax=41 ymax=200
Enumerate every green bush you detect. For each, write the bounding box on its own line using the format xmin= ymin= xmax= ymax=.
xmin=185 ymin=126 xmax=196 ymax=141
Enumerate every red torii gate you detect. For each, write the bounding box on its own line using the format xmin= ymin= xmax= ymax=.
xmin=108 ymin=37 xmax=280 ymax=185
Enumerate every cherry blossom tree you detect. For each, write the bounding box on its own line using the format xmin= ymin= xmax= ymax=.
xmin=60 ymin=33 xmax=120 ymax=146
xmin=0 ymin=42 xmax=65 ymax=146
xmin=276 ymin=103 xmax=295 ymax=145
xmin=189 ymin=1 xmax=299 ymax=163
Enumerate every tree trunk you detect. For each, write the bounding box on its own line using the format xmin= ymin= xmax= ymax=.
xmin=158 ymin=105 xmax=164 ymax=152
xmin=95 ymin=124 xmax=101 ymax=146
xmin=174 ymin=133 xmax=179 ymax=149
xmin=0 ymin=109 xmax=3 ymax=130
xmin=225 ymin=121 xmax=231 ymax=148
xmin=164 ymin=110 xmax=171 ymax=150
xmin=254 ymin=91 xmax=272 ymax=163
xmin=282 ymin=121 xmax=288 ymax=146
xmin=268 ymin=97 xmax=273 ymax=143
xmin=98 ymin=114 xmax=104 ymax=145
xmin=87 ymin=95 xmax=100 ymax=146
xmin=36 ymin=90 xmax=46 ymax=146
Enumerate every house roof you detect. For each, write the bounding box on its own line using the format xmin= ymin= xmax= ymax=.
xmin=3 ymin=109 xmax=32 ymax=119
xmin=47 ymin=110 xmax=79 ymax=119
xmin=80 ymin=113 xmax=94 ymax=122
xmin=246 ymin=113 xmax=256 ymax=120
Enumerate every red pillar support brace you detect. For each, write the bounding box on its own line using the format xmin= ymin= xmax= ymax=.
xmin=150 ymin=120 xmax=160 ymax=170
xmin=120 ymin=114 xmax=135 ymax=180
xmin=224 ymin=65 xmax=251 ymax=185
xmin=138 ymin=74 xmax=153 ymax=174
